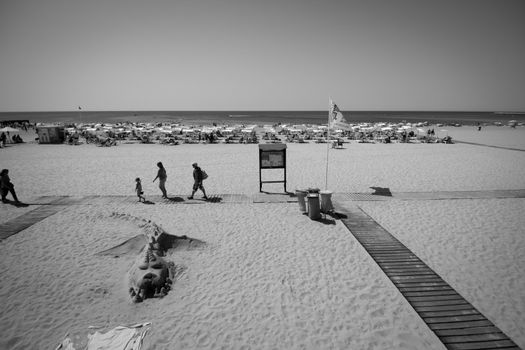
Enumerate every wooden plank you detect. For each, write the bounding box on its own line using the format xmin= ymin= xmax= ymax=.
xmin=414 ymin=304 xmax=480 ymax=313
xmin=374 ymin=257 xmax=423 ymax=263
xmin=434 ymin=326 xmax=503 ymax=337
xmin=381 ymin=262 xmax=429 ymax=267
xmin=442 ymin=332 xmax=509 ymax=344
xmin=419 ymin=309 xmax=480 ymax=318
xmin=407 ymin=294 xmax=465 ymax=302
xmin=411 ymin=299 xmax=470 ymax=307
xmin=428 ymin=320 xmax=494 ymax=330
xmin=363 ymin=247 xmax=407 ymax=251
xmin=404 ymin=290 xmax=461 ymax=297
xmin=386 ymin=268 xmax=436 ymax=274
xmin=446 ymin=340 xmax=518 ymax=350
xmin=386 ymin=271 xmax=438 ymax=277
xmin=424 ymin=314 xmax=488 ymax=324
xmin=399 ymin=285 xmax=454 ymax=292
xmin=393 ymin=281 xmax=451 ymax=288
xmin=366 ymin=250 xmax=416 ymax=254
xmin=390 ymin=275 xmax=443 ymax=282
xmin=368 ymin=249 xmax=416 ymax=253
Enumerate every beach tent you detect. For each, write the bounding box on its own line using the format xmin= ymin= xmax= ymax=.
xmin=36 ymin=125 xmax=65 ymax=144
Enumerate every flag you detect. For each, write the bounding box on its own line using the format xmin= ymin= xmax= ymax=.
xmin=329 ymin=100 xmax=351 ymax=130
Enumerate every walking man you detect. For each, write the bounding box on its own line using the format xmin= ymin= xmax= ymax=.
xmin=188 ymin=163 xmax=207 ymax=200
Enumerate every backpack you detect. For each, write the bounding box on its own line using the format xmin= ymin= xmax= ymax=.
xmin=201 ymin=170 xmax=208 ymax=180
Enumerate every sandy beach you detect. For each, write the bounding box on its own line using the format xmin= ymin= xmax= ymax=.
xmin=1 ymin=125 xmax=524 ymax=349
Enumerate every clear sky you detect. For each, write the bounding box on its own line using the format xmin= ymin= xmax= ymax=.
xmin=1 ymin=0 xmax=524 ymax=111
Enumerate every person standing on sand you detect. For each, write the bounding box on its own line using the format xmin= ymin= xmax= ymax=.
xmin=1 ymin=169 xmax=20 ymax=203
xmin=188 ymin=162 xmax=207 ymax=200
xmin=153 ymin=162 xmax=168 ymax=198
xmin=135 ymin=177 xmax=146 ymax=202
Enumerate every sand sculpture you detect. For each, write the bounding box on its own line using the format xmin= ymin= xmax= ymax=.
xmin=97 ymin=213 xmax=205 ymax=302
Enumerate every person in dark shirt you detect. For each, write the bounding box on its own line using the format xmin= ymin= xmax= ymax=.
xmin=1 ymin=169 xmax=20 ymax=203
xmin=187 ymin=163 xmax=207 ymax=200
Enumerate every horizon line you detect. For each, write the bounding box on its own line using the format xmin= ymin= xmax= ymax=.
xmin=2 ymin=110 xmax=524 ymax=114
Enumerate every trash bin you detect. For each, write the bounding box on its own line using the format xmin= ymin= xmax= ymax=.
xmin=307 ymin=193 xmax=321 ymax=220
xmin=295 ymin=189 xmax=308 ymax=213
xmin=307 ymin=187 xmax=320 ymax=194
xmin=319 ymin=190 xmax=333 ymax=213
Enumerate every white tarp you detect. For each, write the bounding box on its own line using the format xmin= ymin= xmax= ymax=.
xmin=56 ymin=323 xmax=151 ymax=350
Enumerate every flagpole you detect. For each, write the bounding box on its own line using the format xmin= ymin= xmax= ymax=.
xmin=325 ymin=98 xmax=331 ymax=190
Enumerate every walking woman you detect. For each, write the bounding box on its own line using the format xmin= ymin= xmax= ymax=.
xmin=153 ymin=162 xmax=168 ymax=198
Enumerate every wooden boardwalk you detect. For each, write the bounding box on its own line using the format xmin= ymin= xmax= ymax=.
xmin=454 ymin=140 xmax=525 ymax=152
xmin=0 ymin=196 xmax=81 ymax=241
xmin=2 ymin=190 xmax=524 ymax=242
xmin=335 ymin=202 xmax=521 ymax=350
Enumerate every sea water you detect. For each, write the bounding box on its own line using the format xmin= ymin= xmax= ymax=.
xmin=0 ymin=110 xmax=522 ymax=126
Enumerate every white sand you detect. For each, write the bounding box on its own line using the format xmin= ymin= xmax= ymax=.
xmin=0 ymin=126 xmax=524 ymax=349
xmin=2 ymin=126 xmax=525 ymax=198
xmin=358 ymin=199 xmax=525 ymax=348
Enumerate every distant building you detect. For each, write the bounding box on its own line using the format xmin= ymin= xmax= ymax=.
xmin=36 ymin=126 xmax=65 ymax=144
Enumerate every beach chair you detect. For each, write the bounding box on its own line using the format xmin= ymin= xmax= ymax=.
xmin=331 ymin=139 xmax=344 ymax=148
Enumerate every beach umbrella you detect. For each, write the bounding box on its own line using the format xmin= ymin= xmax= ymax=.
xmin=0 ymin=127 xmax=20 ymax=133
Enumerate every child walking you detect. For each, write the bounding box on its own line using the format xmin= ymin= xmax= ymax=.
xmin=135 ymin=177 xmax=146 ymax=202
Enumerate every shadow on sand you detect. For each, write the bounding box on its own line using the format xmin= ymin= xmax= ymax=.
xmin=1 ymin=199 xmax=29 ymax=207
xmin=370 ymin=186 xmax=393 ymax=197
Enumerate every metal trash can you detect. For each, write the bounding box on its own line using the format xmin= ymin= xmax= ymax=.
xmin=307 ymin=187 xmax=320 ymax=194
xmin=319 ymin=190 xmax=333 ymax=213
xmin=307 ymin=193 xmax=321 ymax=220
xmin=295 ymin=189 xmax=308 ymax=213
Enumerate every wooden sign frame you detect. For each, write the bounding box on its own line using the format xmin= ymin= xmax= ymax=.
xmin=258 ymin=144 xmax=287 ymax=192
